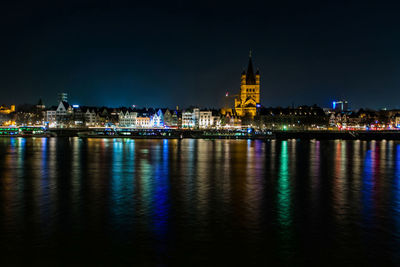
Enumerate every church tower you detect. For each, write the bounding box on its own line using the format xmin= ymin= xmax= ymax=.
xmin=234 ymin=51 xmax=260 ymax=117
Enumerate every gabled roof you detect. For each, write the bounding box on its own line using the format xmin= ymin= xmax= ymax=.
xmin=245 ymin=103 xmax=256 ymax=108
xmin=57 ymin=101 xmax=70 ymax=110
xmin=244 ymin=96 xmax=256 ymax=104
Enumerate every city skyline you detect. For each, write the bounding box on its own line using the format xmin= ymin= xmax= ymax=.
xmin=2 ymin=1 xmax=400 ymax=109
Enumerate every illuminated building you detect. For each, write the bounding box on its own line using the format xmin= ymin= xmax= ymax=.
xmin=193 ymin=108 xmax=200 ymax=126
xmin=0 ymin=105 xmax=15 ymax=114
xmin=85 ymin=109 xmax=98 ymax=126
xmin=56 ymin=101 xmax=68 ymax=117
xmin=118 ymin=110 xmax=137 ymax=127
xmin=234 ymin=51 xmax=260 ymax=118
xmin=72 ymin=105 xmax=84 ymax=126
xmin=163 ymin=109 xmax=174 ymax=127
xmin=151 ymin=109 xmax=164 ymax=127
xmin=199 ymin=111 xmax=214 ymax=128
xmin=329 ymin=114 xmax=336 ymax=126
xmin=182 ymin=108 xmax=200 ymax=128
xmin=172 ymin=110 xmax=180 ymax=127
xmin=46 ymin=101 xmax=72 ymax=126
xmin=46 ymin=110 xmax=56 ymax=123
xmin=136 ymin=117 xmax=151 ymax=128
xmin=182 ymin=111 xmax=195 ymax=128
xmin=394 ymin=114 xmax=400 ymax=127
xmin=223 ymin=114 xmax=242 ymax=127
xmin=56 ymin=101 xmax=72 ymax=124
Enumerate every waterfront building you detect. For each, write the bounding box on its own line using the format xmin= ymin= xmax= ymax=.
xmin=152 ymin=109 xmax=164 ymax=127
xmin=394 ymin=114 xmax=400 ymax=127
xmin=0 ymin=106 xmax=15 ymax=125
xmin=46 ymin=110 xmax=56 ymax=124
xmin=182 ymin=111 xmax=194 ymax=128
xmin=342 ymin=114 xmax=348 ymax=127
xmin=234 ymin=52 xmax=260 ymax=118
xmin=72 ymin=105 xmax=84 ymax=126
xmin=356 ymin=109 xmax=379 ymax=127
xmin=335 ymin=113 xmax=342 ymax=127
xmin=223 ymin=113 xmax=242 ymax=128
xmin=329 ymin=114 xmax=336 ymax=127
xmin=173 ymin=110 xmax=181 ymax=128
xmin=136 ymin=117 xmax=151 ymax=128
xmin=56 ymin=101 xmax=71 ymax=125
xmin=255 ymin=105 xmax=327 ymax=129
xmin=219 ymin=109 xmax=241 ymax=128
xmin=56 ymin=101 xmax=69 ymax=116
xmin=163 ymin=109 xmax=174 ymax=127
xmin=193 ymin=108 xmax=200 ymax=127
xmin=97 ymin=108 xmax=119 ymax=127
xmin=85 ymin=109 xmax=98 ymax=126
xmin=0 ymin=105 xmax=15 ymax=114
xmin=118 ymin=110 xmax=137 ymax=127
xmin=181 ymin=108 xmax=200 ymax=128
xmin=199 ymin=110 xmax=214 ymax=128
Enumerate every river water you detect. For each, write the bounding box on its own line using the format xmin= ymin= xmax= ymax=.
xmin=0 ymin=138 xmax=399 ymax=265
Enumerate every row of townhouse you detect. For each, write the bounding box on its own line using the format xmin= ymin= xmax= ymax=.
xmin=181 ymin=108 xmax=220 ymax=128
xmin=119 ymin=108 xmax=220 ymax=129
xmin=44 ymin=101 xmax=229 ymax=129
xmin=118 ymin=109 xmax=173 ymax=128
xmin=45 ymin=101 xmax=119 ymax=127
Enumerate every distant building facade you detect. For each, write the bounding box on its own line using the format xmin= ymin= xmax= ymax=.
xmin=182 ymin=108 xmax=200 ymax=128
xmin=0 ymin=105 xmax=15 ymax=114
xmin=255 ymin=105 xmax=327 ymax=129
xmin=199 ymin=110 xmax=213 ymax=128
xmin=85 ymin=109 xmax=98 ymax=126
xmin=136 ymin=117 xmax=151 ymax=128
xmin=152 ymin=109 xmax=164 ymax=127
xmin=119 ymin=110 xmax=137 ymax=127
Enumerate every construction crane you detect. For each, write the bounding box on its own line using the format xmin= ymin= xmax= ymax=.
xmin=222 ymin=91 xmax=239 ymax=110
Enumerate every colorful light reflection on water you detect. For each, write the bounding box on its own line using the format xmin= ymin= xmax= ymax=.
xmin=0 ymin=138 xmax=399 ymax=265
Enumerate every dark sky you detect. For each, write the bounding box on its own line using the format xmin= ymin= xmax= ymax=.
xmin=1 ymin=0 xmax=400 ymax=109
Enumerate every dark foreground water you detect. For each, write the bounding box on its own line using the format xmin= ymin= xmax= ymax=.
xmin=1 ymin=138 xmax=400 ymax=266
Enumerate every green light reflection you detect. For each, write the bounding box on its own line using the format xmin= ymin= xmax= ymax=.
xmin=278 ymin=141 xmax=291 ymax=229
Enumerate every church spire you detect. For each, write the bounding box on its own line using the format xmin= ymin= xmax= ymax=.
xmin=246 ymin=50 xmax=256 ymax=85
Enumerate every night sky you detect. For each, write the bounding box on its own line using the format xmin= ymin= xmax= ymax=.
xmin=1 ymin=0 xmax=400 ymax=109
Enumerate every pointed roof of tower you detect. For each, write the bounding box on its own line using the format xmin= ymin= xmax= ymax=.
xmin=246 ymin=50 xmax=256 ymax=85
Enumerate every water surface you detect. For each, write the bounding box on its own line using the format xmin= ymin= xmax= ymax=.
xmin=0 ymin=138 xmax=399 ymax=265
